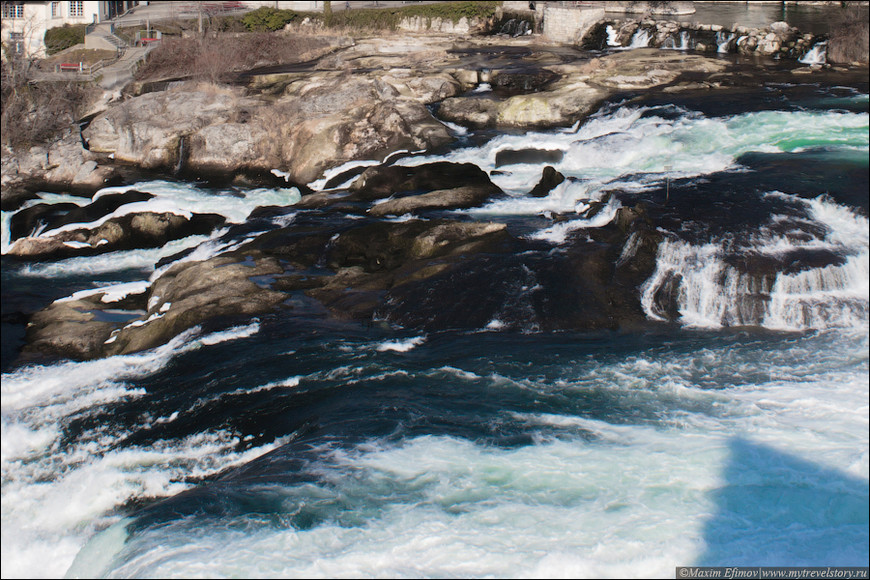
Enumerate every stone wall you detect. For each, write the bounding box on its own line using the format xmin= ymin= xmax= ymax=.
xmin=397 ymin=15 xmax=489 ymax=34
xmin=543 ymin=6 xmax=606 ymax=44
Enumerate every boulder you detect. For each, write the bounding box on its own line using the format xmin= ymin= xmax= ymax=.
xmin=9 ymin=190 xmax=153 ymax=241
xmin=496 ymin=149 xmax=564 ymax=167
xmin=528 ymin=166 xmax=565 ymax=197
xmin=350 ymin=162 xmax=499 ymax=201
xmin=7 ymin=211 xmax=225 ymax=260
xmin=104 ymin=254 xmax=287 ymax=356
xmin=369 ymin=185 xmax=500 ymax=217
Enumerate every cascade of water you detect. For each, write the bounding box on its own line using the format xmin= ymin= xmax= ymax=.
xmin=798 ymin=41 xmax=828 ymax=65
xmin=716 ymin=31 xmax=736 ymax=53
xmin=606 ymin=25 xmax=622 ymax=47
xmin=641 ymin=222 xmax=869 ymax=331
xmin=628 ymin=27 xmax=652 ymax=48
xmin=663 ymin=30 xmax=691 ymax=50
xmin=500 ymin=18 xmax=531 ymax=37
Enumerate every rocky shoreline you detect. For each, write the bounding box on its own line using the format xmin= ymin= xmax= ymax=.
xmin=3 ymin=31 xmax=867 ymax=364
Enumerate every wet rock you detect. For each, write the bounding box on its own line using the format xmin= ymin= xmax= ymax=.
xmin=105 ymin=254 xmax=287 ymax=356
xmin=350 ymin=162 xmax=499 ymax=201
xmin=528 ymin=166 xmax=565 ymax=197
xmin=438 ymin=96 xmax=501 ymax=127
xmin=9 ymin=190 xmax=153 ymax=242
xmin=7 ymin=211 xmax=225 ymax=261
xmin=369 ymin=185 xmax=501 ymax=217
xmin=496 ymin=149 xmax=564 ymax=167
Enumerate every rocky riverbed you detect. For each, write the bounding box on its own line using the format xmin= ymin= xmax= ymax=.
xmin=2 ymin=33 xmax=867 ymax=364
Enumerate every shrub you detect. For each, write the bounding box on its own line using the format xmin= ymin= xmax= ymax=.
xmin=135 ymin=33 xmax=335 ymax=83
xmin=44 ymin=24 xmax=87 ymax=56
xmin=241 ymin=7 xmax=299 ymax=32
xmin=827 ymin=3 xmax=869 ymax=64
xmin=1 ymin=60 xmax=93 ymax=147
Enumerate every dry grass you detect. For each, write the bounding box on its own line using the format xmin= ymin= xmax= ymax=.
xmin=134 ymin=33 xmax=337 ymax=83
xmin=1 ymin=59 xmax=96 ymax=147
xmin=827 ymin=4 xmax=869 ymax=64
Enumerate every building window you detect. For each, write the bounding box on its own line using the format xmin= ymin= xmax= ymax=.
xmin=69 ymin=0 xmax=83 ymax=17
xmin=1 ymin=2 xmax=25 ymax=19
xmin=51 ymin=1 xmax=62 ymax=18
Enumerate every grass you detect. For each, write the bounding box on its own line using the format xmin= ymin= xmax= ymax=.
xmin=39 ymin=48 xmax=117 ymax=70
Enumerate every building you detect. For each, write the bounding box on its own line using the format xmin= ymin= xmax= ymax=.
xmin=1 ymin=1 xmax=141 ymax=58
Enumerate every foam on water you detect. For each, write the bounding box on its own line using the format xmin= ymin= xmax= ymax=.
xmin=91 ymin=180 xmax=301 ymax=224
xmin=375 ymin=336 xmax=427 ymax=352
xmin=799 ymin=41 xmax=827 ymax=65
xmin=64 ymin=329 xmax=868 ymax=578
xmin=307 ymin=159 xmax=382 ymax=191
xmin=0 ymin=323 xmax=289 ymax=579
xmin=15 ymin=234 xmax=212 ymax=278
xmin=401 ymin=105 xmax=867 ymax=219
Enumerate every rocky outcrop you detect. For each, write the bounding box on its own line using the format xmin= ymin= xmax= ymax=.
xmin=529 ymin=166 xmax=565 ymax=198
xmin=82 ymin=70 xmax=459 ymax=186
xmin=9 ymin=190 xmax=153 ymax=241
xmin=591 ymin=18 xmax=826 ymax=61
xmin=7 ymin=210 xmax=225 ymax=260
xmin=349 ymin=162 xmax=500 ymax=202
xmin=438 ymin=48 xmax=727 ymax=129
xmin=1 ymin=135 xmax=120 ymax=211
xmin=369 ymin=185 xmax=500 ymax=217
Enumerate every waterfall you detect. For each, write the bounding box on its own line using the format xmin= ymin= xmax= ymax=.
xmin=628 ymin=27 xmax=652 ymax=49
xmin=798 ymin=41 xmax=827 ymax=65
xmin=606 ymin=25 xmax=622 ymax=47
xmin=499 ymin=18 xmax=531 ymax=37
xmin=174 ymin=135 xmax=187 ymax=175
xmin=640 ymin=236 xmax=869 ymax=331
xmin=716 ymin=31 xmax=736 ymax=53
xmin=663 ymin=30 xmax=690 ymax=50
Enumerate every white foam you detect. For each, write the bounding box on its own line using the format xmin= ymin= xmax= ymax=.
xmin=91 ymin=180 xmax=301 ymax=225
xmin=398 ymin=106 xmax=867 ymax=220
xmin=375 ymin=336 xmax=426 ymax=352
xmin=641 ymin=195 xmax=869 ymax=330
xmin=198 ymin=321 xmax=261 ymax=345
xmin=15 ymin=234 xmax=212 ymax=277
xmin=799 ymin=41 xmax=827 ymax=65
xmin=307 ymin=159 xmax=381 ymax=191
xmin=441 ymin=120 xmax=469 ymax=135
xmin=0 ymin=322 xmax=294 ymax=579
xmin=56 ymin=281 xmax=150 ymax=304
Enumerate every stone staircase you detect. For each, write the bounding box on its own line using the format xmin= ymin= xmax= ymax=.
xmin=84 ymin=22 xmax=128 ymax=53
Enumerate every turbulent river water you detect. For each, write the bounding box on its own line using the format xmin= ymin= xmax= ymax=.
xmin=1 ymin=52 xmax=868 ymax=578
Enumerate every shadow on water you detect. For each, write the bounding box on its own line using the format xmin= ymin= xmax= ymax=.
xmin=699 ymin=437 xmax=869 ymax=566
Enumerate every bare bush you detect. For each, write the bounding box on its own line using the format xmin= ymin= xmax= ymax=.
xmin=135 ymin=32 xmax=337 ymax=83
xmin=1 ymin=58 xmax=94 ymax=148
xmin=828 ymin=3 xmax=869 ymax=64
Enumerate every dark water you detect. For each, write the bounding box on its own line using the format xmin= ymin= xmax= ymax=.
xmin=1 ymin=57 xmax=868 ymax=578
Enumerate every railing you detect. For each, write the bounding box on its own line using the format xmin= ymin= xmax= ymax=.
xmin=53 ymin=58 xmax=109 ymax=75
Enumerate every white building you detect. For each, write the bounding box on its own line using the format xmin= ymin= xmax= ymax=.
xmin=1 ymin=1 xmax=140 ymax=58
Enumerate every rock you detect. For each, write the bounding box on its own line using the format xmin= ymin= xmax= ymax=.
xmin=495 ymin=149 xmax=564 ymax=167
xmin=369 ymin=185 xmax=500 ymax=217
xmin=438 ymin=96 xmax=501 ymax=127
xmin=350 ymin=162 xmax=499 ymax=201
xmin=83 ymin=74 xmax=453 ymax=186
xmin=528 ymin=166 xmax=565 ymax=197
xmin=104 ymin=254 xmax=287 ymax=356
xmin=7 ymin=211 xmax=225 ymax=260
xmin=25 ymin=297 xmax=132 ymax=360
xmin=8 ymin=190 xmax=154 ymax=242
